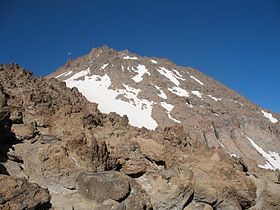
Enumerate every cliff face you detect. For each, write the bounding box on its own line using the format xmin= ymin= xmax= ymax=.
xmin=49 ymin=46 xmax=280 ymax=171
xmin=0 ymin=63 xmax=279 ymax=210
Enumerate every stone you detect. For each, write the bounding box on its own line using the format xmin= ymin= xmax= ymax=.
xmin=135 ymin=167 xmax=194 ymax=210
xmin=10 ymin=108 xmax=23 ymax=124
xmin=20 ymin=142 xmax=79 ymax=192
xmin=77 ymin=171 xmax=130 ymax=203
xmin=0 ymin=86 xmax=7 ymax=108
xmin=0 ymin=108 xmax=9 ymax=123
xmin=123 ymin=178 xmax=152 ymax=210
xmin=248 ymin=173 xmax=280 ymax=210
xmin=64 ymin=133 xmax=118 ymax=172
xmin=50 ymin=191 xmax=97 ymax=210
xmin=0 ymin=163 xmax=8 ymax=175
xmin=131 ymin=137 xmax=165 ymax=164
xmin=2 ymin=159 xmax=26 ymax=178
xmin=0 ymin=174 xmax=51 ymax=210
xmin=11 ymin=124 xmax=35 ymax=140
xmin=184 ymin=202 xmax=213 ymax=210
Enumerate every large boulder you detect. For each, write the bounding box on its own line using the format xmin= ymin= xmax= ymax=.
xmin=135 ymin=167 xmax=194 ymax=210
xmin=78 ymin=171 xmax=130 ymax=203
xmin=190 ymin=148 xmax=257 ymax=210
xmin=18 ymin=141 xmax=80 ymax=192
xmin=64 ymin=133 xmax=118 ymax=172
xmin=184 ymin=202 xmax=213 ymax=210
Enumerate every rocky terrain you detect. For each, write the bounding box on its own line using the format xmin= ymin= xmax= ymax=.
xmin=49 ymin=46 xmax=280 ymax=171
xmin=0 ymin=60 xmax=279 ymax=209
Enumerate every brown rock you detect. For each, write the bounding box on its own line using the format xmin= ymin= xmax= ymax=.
xmin=135 ymin=167 xmax=194 ymax=210
xmin=10 ymin=108 xmax=23 ymax=124
xmin=0 ymin=174 xmax=51 ymax=210
xmin=123 ymin=178 xmax=152 ymax=210
xmin=0 ymin=85 xmax=7 ymax=108
xmin=77 ymin=171 xmax=130 ymax=203
xmin=20 ymin=142 xmax=79 ymax=191
xmin=64 ymin=133 xmax=118 ymax=172
xmin=11 ymin=124 xmax=35 ymax=140
xmin=184 ymin=202 xmax=213 ymax=210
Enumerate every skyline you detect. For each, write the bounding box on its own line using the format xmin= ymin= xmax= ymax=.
xmin=0 ymin=0 xmax=279 ymax=113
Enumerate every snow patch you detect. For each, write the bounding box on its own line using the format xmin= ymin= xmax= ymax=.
xmin=234 ymin=100 xmax=244 ymax=107
xmin=68 ymin=68 xmax=91 ymax=80
xmin=160 ymin=102 xmax=180 ymax=123
xmin=160 ymin=102 xmax=174 ymax=112
xmin=100 ymin=63 xmax=108 ymax=70
xmin=64 ymin=71 xmax=73 ymax=77
xmin=150 ymin=59 xmax=157 ymax=64
xmin=246 ymin=136 xmax=280 ymax=170
xmin=123 ymin=56 xmax=138 ymax=60
xmin=208 ymin=95 xmax=221 ymax=102
xmin=173 ymin=69 xmax=185 ymax=81
xmin=157 ymin=67 xmax=189 ymax=98
xmin=55 ymin=72 xmax=67 ymax=78
xmin=190 ymin=75 xmax=204 ymax=85
xmin=191 ymin=91 xmax=202 ymax=98
xmin=154 ymin=85 xmax=167 ymax=99
xmin=55 ymin=71 xmax=73 ymax=78
xmin=123 ymin=84 xmax=141 ymax=95
xmin=168 ymin=113 xmax=181 ymax=123
xmin=261 ymin=110 xmax=278 ymax=123
xmin=168 ymin=87 xmax=189 ymax=97
xmin=64 ymin=73 xmax=158 ymax=130
xmin=157 ymin=67 xmax=180 ymax=86
xmin=186 ymin=103 xmax=193 ymax=108
xmin=217 ymin=139 xmax=236 ymax=157
xmin=132 ymin=64 xmax=150 ymax=83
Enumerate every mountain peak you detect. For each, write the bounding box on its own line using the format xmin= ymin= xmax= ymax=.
xmin=49 ymin=46 xmax=280 ymax=171
xmin=89 ymin=45 xmax=118 ymax=57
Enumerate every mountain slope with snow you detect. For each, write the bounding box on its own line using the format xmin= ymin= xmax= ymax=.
xmin=48 ymin=46 xmax=280 ymax=170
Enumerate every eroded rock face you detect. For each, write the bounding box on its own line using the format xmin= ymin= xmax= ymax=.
xmin=0 ymin=63 xmax=279 ymax=209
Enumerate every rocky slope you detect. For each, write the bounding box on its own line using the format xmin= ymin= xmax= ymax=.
xmin=0 ymin=63 xmax=279 ymax=210
xmin=49 ymin=45 xmax=280 ymax=171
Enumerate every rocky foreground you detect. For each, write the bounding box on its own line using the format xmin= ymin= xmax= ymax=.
xmin=0 ymin=64 xmax=280 ymax=209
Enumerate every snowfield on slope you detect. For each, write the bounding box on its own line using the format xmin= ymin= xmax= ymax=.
xmin=64 ymin=70 xmax=158 ymax=130
xmin=246 ymin=136 xmax=280 ymax=170
xmin=261 ymin=110 xmax=278 ymax=123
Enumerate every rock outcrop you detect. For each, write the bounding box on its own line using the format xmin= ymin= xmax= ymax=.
xmin=0 ymin=73 xmax=51 ymax=210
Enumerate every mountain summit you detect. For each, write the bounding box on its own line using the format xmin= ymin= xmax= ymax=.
xmin=49 ymin=46 xmax=280 ymax=171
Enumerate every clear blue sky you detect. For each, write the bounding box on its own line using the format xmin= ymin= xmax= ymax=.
xmin=1 ymin=0 xmax=279 ymax=113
